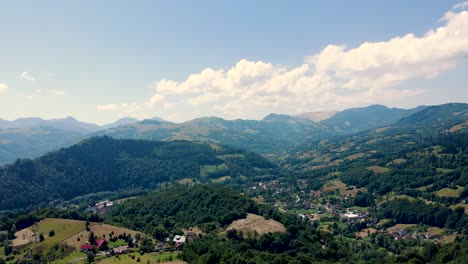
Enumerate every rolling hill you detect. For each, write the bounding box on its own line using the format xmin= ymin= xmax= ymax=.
xmin=0 ymin=136 xmax=278 ymax=211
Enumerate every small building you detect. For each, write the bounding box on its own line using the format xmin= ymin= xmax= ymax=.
xmin=342 ymin=212 xmax=359 ymax=220
xmin=80 ymin=244 xmax=94 ymax=252
xmin=111 ymin=245 xmax=129 ymax=254
xmin=186 ymin=231 xmax=197 ymax=240
xmin=173 ymin=235 xmax=186 ymax=249
xmin=95 ymin=239 xmax=108 ymax=250
xmin=154 ymin=243 xmax=167 ymax=252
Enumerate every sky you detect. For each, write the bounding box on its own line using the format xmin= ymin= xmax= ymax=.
xmin=0 ymin=0 xmax=467 ymax=124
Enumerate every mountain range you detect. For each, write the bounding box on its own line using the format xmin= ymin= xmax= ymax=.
xmin=0 ymin=103 xmax=466 ymax=164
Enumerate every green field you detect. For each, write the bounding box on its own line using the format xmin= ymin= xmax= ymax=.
xmin=435 ymin=186 xmax=464 ymax=197
xmin=34 ymin=218 xmax=86 ymax=246
xmin=200 ymin=164 xmax=228 ymax=177
xmin=97 ymin=252 xmax=181 ymax=264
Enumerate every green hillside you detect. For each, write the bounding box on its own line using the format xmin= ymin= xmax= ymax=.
xmin=0 ymin=137 xmax=278 ymax=211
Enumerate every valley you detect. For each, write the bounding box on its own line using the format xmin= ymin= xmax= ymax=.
xmin=0 ymin=103 xmax=467 ymax=263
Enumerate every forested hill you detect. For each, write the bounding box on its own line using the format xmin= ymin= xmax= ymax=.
xmin=107 ymin=184 xmax=258 ymax=237
xmin=0 ymin=137 xmax=278 ymax=211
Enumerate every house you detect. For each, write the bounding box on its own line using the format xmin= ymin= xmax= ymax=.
xmin=80 ymin=244 xmax=94 ymax=252
xmin=111 ymin=245 xmax=129 ymax=254
xmin=154 ymin=243 xmax=167 ymax=252
xmin=95 ymin=239 xmax=108 ymax=250
xmin=173 ymin=235 xmax=186 ymax=249
xmin=186 ymin=231 xmax=197 ymax=240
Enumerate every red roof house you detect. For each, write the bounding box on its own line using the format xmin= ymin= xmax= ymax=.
xmin=95 ymin=239 xmax=108 ymax=250
xmin=80 ymin=244 xmax=94 ymax=252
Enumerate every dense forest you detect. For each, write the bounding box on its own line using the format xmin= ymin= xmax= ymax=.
xmin=0 ymin=137 xmax=278 ymax=211
xmin=106 ymin=185 xmax=257 ymax=238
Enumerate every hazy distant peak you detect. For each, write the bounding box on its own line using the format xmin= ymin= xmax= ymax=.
xmin=296 ymin=111 xmax=337 ymax=122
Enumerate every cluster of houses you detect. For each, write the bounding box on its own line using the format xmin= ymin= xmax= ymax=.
xmin=387 ymin=228 xmax=438 ymax=241
xmin=84 ymin=200 xmax=115 ymax=214
xmin=80 ymin=231 xmax=198 ymax=255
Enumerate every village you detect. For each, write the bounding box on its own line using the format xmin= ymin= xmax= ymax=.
xmin=248 ymin=179 xmax=458 ymax=244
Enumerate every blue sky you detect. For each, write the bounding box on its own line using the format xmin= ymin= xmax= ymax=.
xmin=0 ymin=0 xmax=467 ymax=124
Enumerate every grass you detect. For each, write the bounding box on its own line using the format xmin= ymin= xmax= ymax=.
xmin=436 ymin=168 xmax=455 ymax=174
xmin=416 ymin=184 xmax=434 ymax=191
xmin=63 ymin=223 xmax=141 ymax=250
xmin=108 ymin=239 xmax=128 ymax=248
xmin=344 ymin=153 xmax=366 ymax=161
xmin=177 ymin=178 xmax=194 ymax=184
xmin=391 ymin=158 xmax=406 ymax=164
xmin=322 ymin=180 xmax=365 ymax=197
xmin=387 ymin=224 xmax=416 ymax=232
xmin=200 ymin=164 xmax=228 ymax=177
xmin=367 ymin=166 xmax=390 ymax=173
xmin=226 ymin=213 xmax=286 ymax=238
xmin=50 ymin=250 xmax=87 ymax=264
xmin=426 ymin=227 xmax=445 ymax=236
xmin=356 ymin=228 xmax=377 ymax=238
xmin=212 ymin=176 xmax=231 ymax=182
xmin=376 ymin=219 xmax=392 ymax=228
xmin=97 ymin=252 xmax=182 ymax=264
xmin=36 ymin=218 xmax=86 ymax=246
xmin=450 ymin=203 xmax=468 ymax=214
xmin=439 ymin=233 xmax=458 ymax=244
xmin=435 ymin=186 xmax=464 ymax=198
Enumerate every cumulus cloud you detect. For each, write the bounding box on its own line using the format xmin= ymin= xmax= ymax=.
xmin=97 ymin=7 xmax=468 ymax=121
xmin=453 ymin=1 xmax=468 ymax=9
xmin=19 ymin=72 xmax=35 ymax=81
xmin=0 ymin=83 xmax=7 ymax=92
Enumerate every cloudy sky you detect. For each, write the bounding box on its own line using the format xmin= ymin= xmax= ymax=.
xmin=1 ymin=1 xmax=467 ymax=124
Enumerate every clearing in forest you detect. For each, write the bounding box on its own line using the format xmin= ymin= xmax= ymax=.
xmin=227 ymin=213 xmax=286 ymax=238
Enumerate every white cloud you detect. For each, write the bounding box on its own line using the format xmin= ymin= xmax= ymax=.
xmin=97 ymin=7 xmax=468 ymax=121
xmin=19 ymin=72 xmax=35 ymax=81
xmin=0 ymin=83 xmax=7 ymax=92
xmin=453 ymin=1 xmax=468 ymax=9
xmin=146 ymin=94 xmax=165 ymax=106
xmin=97 ymin=104 xmax=119 ymax=111
xmin=47 ymin=90 xmax=65 ymax=95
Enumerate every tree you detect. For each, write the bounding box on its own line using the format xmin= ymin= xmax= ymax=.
xmin=88 ymin=231 xmax=96 ymax=245
xmin=86 ymin=219 xmax=90 ymax=231
xmin=139 ymin=237 xmax=154 ymax=254
xmin=39 ymin=233 xmax=45 ymax=242
xmin=87 ymin=251 xmax=95 ymax=264
xmin=3 ymin=240 xmax=12 ymax=256
xmin=49 ymin=229 xmax=55 ymax=237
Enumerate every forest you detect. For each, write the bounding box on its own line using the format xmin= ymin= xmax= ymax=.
xmin=0 ymin=137 xmax=278 ymax=211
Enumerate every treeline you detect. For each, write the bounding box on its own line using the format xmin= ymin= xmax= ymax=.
xmin=379 ymin=199 xmax=468 ymax=234
xmin=0 ymin=136 xmax=278 ymax=211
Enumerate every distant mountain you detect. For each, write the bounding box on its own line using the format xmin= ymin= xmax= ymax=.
xmin=96 ymin=114 xmax=328 ymax=155
xmin=100 ymin=117 xmax=139 ymax=130
xmin=296 ymin=111 xmax=337 ymax=122
xmin=0 ymin=136 xmax=278 ymax=211
xmin=0 ymin=116 xmax=145 ymax=164
xmin=395 ymin=103 xmax=468 ymax=131
xmin=1 ymin=103 xmax=464 ymax=164
xmin=0 ymin=116 xmax=149 ymax=134
xmin=0 ymin=127 xmax=83 ymax=164
xmin=319 ymin=104 xmax=426 ymax=133
xmin=0 ymin=117 xmax=99 ymax=134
